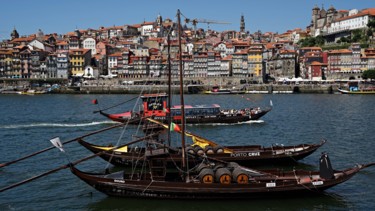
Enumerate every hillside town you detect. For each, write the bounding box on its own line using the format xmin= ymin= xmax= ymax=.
xmin=0 ymin=5 xmax=375 ymax=89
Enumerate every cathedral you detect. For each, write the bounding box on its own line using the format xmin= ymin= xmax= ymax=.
xmin=308 ymin=5 xmax=349 ymax=37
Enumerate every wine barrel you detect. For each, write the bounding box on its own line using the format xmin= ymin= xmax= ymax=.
xmin=232 ymin=167 xmax=249 ymax=184
xmin=215 ymin=167 xmax=232 ymax=184
xmin=195 ymin=163 xmax=209 ymax=173
xmin=213 ymin=145 xmax=224 ymax=154
xmin=204 ymin=145 xmax=214 ymax=154
xmin=226 ymin=162 xmax=239 ymax=169
xmin=186 ymin=146 xmax=195 ymax=154
xmin=198 ymin=168 xmax=214 ymax=184
xmin=194 ymin=145 xmax=205 ymax=155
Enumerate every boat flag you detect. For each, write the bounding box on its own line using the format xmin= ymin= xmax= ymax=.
xmin=92 ymin=99 xmax=98 ymax=104
xmin=163 ymin=107 xmax=170 ymax=113
xmin=170 ymin=122 xmax=181 ymax=132
xmin=50 ymin=137 xmax=65 ymax=152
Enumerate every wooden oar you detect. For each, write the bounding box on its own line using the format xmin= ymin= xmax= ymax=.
xmin=0 ymin=132 xmax=156 ymax=192
xmin=0 ymin=118 xmax=142 ymax=169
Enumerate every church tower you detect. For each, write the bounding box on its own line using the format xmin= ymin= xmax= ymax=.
xmin=240 ymin=14 xmax=245 ymax=33
xmin=11 ymin=27 xmax=19 ymax=39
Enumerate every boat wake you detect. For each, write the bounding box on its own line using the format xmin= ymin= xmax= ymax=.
xmin=0 ymin=121 xmax=117 ymax=129
xmin=187 ymin=120 xmax=264 ymax=127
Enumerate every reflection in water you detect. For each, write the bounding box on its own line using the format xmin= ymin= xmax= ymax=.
xmin=88 ymin=192 xmax=351 ymax=211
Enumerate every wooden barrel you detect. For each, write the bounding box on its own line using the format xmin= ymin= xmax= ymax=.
xmin=213 ymin=145 xmax=224 ymax=154
xmin=204 ymin=145 xmax=214 ymax=154
xmin=198 ymin=168 xmax=214 ymax=184
xmin=194 ymin=145 xmax=205 ymax=155
xmin=232 ymin=167 xmax=249 ymax=184
xmin=186 ymin=146 xmax=195 ymax=154
xmin=215 ymin=167 xmax=232 ymax=184
xmin=195 ymin=163 xmax=209 ymax=173
xmin=226 ymin=162 xmax=240 ymax=169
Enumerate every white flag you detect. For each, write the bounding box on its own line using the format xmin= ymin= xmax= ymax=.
xmin=50 ymin=137 xmax=65 ymax=152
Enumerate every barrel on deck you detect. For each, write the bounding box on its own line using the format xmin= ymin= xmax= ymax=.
xmin=232 ymin=166 xmax=249 ymax=184
xmin=198 ymin=168 xmax=214 ymax=184
xmin=215 ymin=167 xmax=232 ymax=184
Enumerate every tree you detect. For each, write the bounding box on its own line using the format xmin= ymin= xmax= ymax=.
xmin=362 ymin=69 xmax=375 ymax=80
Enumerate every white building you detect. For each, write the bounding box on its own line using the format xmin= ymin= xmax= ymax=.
xmin=83 ymin=37 xmax=96 ymax=55
xmin=328 ymin=9 xmax=374 ymax=34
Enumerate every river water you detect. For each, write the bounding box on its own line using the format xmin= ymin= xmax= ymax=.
xmin=0 ymin=93 xmax=374 ymax=210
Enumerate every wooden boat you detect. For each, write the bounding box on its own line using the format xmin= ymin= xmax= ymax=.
xmin=67 ymin=10 xmax=375 ymax=200
xmin=99 ymin=93 xmax=271 ymax=124
xmin=77 ymin=134 xmax=326 ymax=167
xmin=338 ymin=87 xmax=375 ymax=94
xmin=203 ymin=85 xmax=246 ymax=95
xmin=70 ymin=152 xmax=374 ymax=199
xmin=338 ymin=81 xmax=375 ymax=94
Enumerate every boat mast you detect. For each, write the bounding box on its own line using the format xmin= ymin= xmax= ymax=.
xmin=167 ymin=33 xmax=172 ymax=147
xmin=177 ymin=9 xmax=186 ymax=169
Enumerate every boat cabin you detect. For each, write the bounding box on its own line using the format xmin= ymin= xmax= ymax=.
xmin=171 ymin=104 xmax=221 ymax=116
xmin=141 ymin=93 xmax=168 ymax=117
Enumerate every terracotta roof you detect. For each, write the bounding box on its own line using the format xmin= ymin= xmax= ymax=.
xmin=328 ymin=49 xmax=352 ymax=54
xmin=222 ymin=55 xmax=232 ymax=60
xmin=335 ymin=8 xmax=375 ymax=22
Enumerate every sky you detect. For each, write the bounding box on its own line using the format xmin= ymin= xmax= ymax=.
xmin=1 ymin=0 xmax=374 ymax=40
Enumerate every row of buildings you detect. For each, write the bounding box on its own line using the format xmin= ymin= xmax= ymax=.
xmin=0 ymin=6 xmax=375 ymax=83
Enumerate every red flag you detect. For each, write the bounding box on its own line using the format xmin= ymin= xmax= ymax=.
xmin=170 ymin=122 xmax=181 ymax=132
xmin=163 ymin=107 xmax=170 ymax=113
xmin=92 ymin=99 xmax=98 ymax=104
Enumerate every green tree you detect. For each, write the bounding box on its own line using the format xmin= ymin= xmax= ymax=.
xmin=362 ymin=69 xmax=375 ymax=80
xmin=367 ymin=20 xmax=375 ymax=28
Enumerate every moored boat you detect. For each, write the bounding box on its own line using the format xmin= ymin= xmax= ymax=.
xmin=69 ymin=152 xmax=374 ymax=199
xmin=98 ymin=93 xmax=272 ymax=124
xmin=77 ymin=126 xmax=326 ymax=167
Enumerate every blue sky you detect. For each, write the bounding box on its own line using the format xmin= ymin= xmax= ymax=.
xmin=0 ymin=0 xmax=374 ymax=39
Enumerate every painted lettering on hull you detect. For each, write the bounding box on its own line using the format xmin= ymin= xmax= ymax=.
xmin=230 ymin=152 xmax=260 ymax=157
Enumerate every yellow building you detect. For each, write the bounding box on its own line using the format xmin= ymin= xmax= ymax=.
xmin=69 ymin=49 xmax=91 ymax=77
xmin=248 ymin=44 xmax=263 ymax=77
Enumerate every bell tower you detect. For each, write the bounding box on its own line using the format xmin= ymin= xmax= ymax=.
xmin=240 ymin=14 xmax=245 ymax=33
xmin=11 ymin=27 xmax=19 ymax=39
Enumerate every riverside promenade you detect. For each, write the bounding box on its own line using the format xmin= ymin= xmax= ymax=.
xmin=55 ymin=83 xmax=339 ymax=94
xmin=0 ymin=78 xmax=341 ymax=94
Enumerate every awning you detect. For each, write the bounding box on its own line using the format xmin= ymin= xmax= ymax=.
xmin=73 ymin=73 xmax=84 ymax=77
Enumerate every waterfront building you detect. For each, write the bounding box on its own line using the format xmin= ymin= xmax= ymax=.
xmin=328 ymin=49 xmax=353 ymax=79
xmin=107 ymin=52 xmax=122 ymax=77
xmin=69 ymin=49 xmax=91 ymax=77
xmin=248 ymin=44 xmax=263 ymax=79
xmin=46 ymin=53 xmax=57 ymax=78
xmin=0 ymin=49 xmax=13 ymax=78
xmin=11 ymin=46 xmax=23 ymax=78
xmin=207 ymin=51 xmax=221 ymax=77
xmin=182 ymin=54 xmax=194 ymax=78
xmin=131 ymin=55 xmax=149 ymax=78
xmin=220 ymin=55 xmax=232 ymax=77
xmin=30 ymin=49 xmax=48 ymax=79
xmin=232 ymin=49 xmax=248 ymax=77
xmin=193 ymin=52 xmax=208 ymax=77
xmin=20 ymin=48 xmax=31 ymax=78
xmin=56 ymin=52 xmax=69 ymax=79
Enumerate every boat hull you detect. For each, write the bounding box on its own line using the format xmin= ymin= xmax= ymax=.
xmin=78 ymin=139 xmax=326 ymax=167
xmin=100 ymin=108 xmax=271 ymax=124
xmin=71 ymin=164 xmax=362 ymax=199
